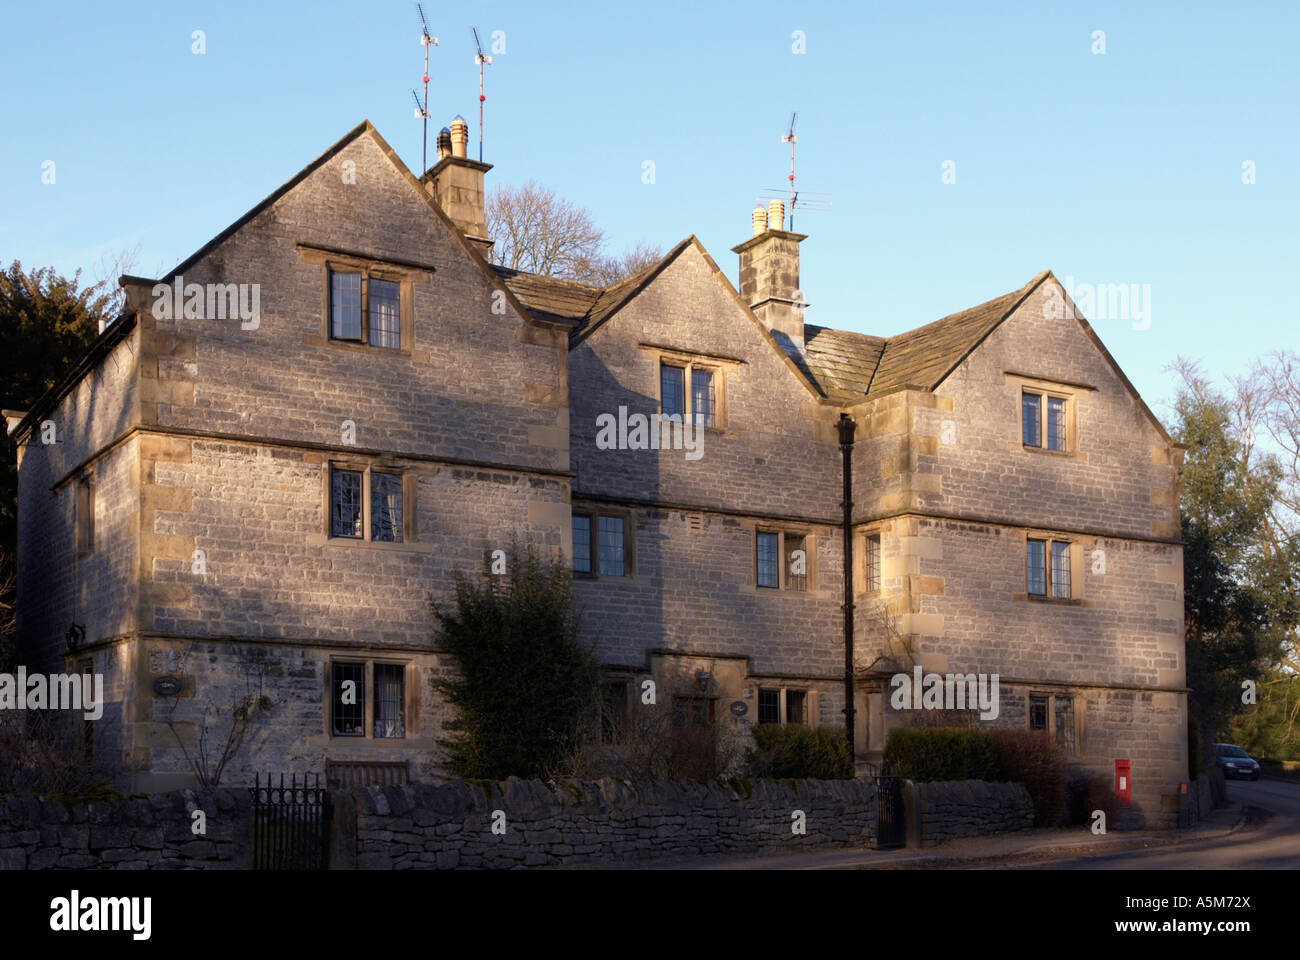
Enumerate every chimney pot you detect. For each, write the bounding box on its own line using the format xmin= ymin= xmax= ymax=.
xmin=450 ymin=116 xmax=469 ymax=158
xmin=768 ymin=199 xmax=785 ymax=233
xmin=437 ymin=126 xmax=452 ymax=160
xmin=751 ymin=206 xmax=768 ymax=236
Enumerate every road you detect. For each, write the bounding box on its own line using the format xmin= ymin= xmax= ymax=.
xmin=1014 ymin=777 xmax=1300 ymax=870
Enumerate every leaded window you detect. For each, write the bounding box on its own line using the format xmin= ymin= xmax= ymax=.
xmin=330 ymin=271 xmax=362 ymax=341
xmin=598 ymin=516 xmax=625 ymax=576
xmin=1022 ymin=392 xmax=1041 ymax=447
xmin=330 ymin=468 xmax=363 ymax=539
xmin=370 ymin=471 xmax=403 ymax=543
xmin=373 ymin=664 xmax=405 ymax=739
xmin=368 ymin=278 xmax=401 ymax=349
xmin=756 ymin=532 xmax=779 ymax=588
xmin=332 ymin=661 xmax=366 ymax=736
xmin=1051 ymin=540 xmax=1071 ymax=598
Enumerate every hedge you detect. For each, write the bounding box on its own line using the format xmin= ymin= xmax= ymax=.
xmin=882 ymin=728 xmax=998 ymax=781
xmin=745 ymin=725 xmax=853 ymax=779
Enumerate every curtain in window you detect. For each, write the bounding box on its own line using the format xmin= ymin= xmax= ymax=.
xmin=368 ymin=279 xmax=401 ymax=349
xmin=370 ymin=472 xmax=403 ymax=542
xmin=691 ymin=369 xmax=714 ymax=427
xmin=1055 ymin=697 xmax=1075 ymax=752
xmin=374 ymin=664 xmax=405 ymax=739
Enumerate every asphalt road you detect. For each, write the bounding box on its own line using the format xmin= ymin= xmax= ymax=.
xmin=1017 ymin=777 xmax=1300 ymax=870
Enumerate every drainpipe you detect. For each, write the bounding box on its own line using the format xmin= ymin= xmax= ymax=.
xmin=837 ymin=413 xmax=857 ymax=761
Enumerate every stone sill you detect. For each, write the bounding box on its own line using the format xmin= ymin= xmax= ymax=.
xmin=310 ymin=534 xmax=436 ymax=554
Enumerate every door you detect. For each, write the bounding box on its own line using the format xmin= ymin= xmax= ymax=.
xmin=671 ymin=696 xmax=717 ymax=779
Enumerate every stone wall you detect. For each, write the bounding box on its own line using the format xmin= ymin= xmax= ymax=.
xmin=0 ymin=789 xmax=248 ymax=870
xmin=911 ymin=780 xmax=1034 ymax=846
xmin=348 ymin=777 xmax=877 ymax=869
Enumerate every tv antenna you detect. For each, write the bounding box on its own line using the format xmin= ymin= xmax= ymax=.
xmin=414 ymin=3 xmax=438 ymax=172
xmin=472 ymin=27 xmax=492 ymax=162
xmin=760 ymin=111 xmax=830 ymax=232
xmin=782 ymin=112 xmax=797 ymax=222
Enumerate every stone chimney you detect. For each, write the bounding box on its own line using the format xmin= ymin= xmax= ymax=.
xmin=732 ymin=207 xmax=807 ymax=354
xmin=423 ymin=115 xmax=493 ymax=254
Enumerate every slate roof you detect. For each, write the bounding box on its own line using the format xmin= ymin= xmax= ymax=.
xmin=491 ymin=237 xmax=693 ymax=335
xmin=499 ymin=248 xmax=1050 ymax=406
xmin=488 ymin=266 xmax=601 ymax=326
xmin=807 ymin=271 xmax=1051 ymax=403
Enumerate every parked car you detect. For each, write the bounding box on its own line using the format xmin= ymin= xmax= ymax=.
xmin=1215 ymin=743 xmax=1261 ymax=781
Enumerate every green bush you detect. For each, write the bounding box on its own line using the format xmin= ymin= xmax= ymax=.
xmin=745 ymin=725 xmax=853 ymax=779
xmin=882 ymin=727 xmax=998 ymax=782
xmin=431 ymin=544 xmax=599 ymax=779
xmin=988 ymin=729 xmax=1068 ymax=827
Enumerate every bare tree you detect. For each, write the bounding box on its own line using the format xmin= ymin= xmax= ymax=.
xmin=549 ymin=676 xmax=745 ymax=781
xmin=161 ymin=644 xmax=274 ymax=789
xmin=854 ymin=596 xmax=916 ymax=679
xmin=575 ymin=242 xmax=665 ymax=287
xmin=89 ymin=244 xmax=141 ymax=320
xmin=0 ymin=547 xmax=15 ymax=673
xmin=486 ymin=181 xmax=660 ymax=285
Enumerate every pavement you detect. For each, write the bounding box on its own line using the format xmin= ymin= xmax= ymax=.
xmin=622 ymin=782 xmax=1268 ymax=871
xmin=1025 ymin=775 xmax=1300 ymax=869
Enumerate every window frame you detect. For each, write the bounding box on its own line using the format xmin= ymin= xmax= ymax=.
xmin=1026 ymin=691 xmax=1080 ymax=757
xmin=301 ymin=245 xmax=421 ymax=353
xmin=330 ymin=660 xmax=367 ymax=737
xmin=327 ymin=462 xmax=416 ymax=544
xmin=571 ymin=507 xmax=634 ymax=579
xmin=75 ymin=474 xmax=95 ymax=557
xmin=756 ymin=685 xmax=815 ymax=726
xmin=756 ymin=528 xmax=815 ymax=591
xmin=658 ymin=357 xmax=725 ymax=430
xmin=328 ymin=658 xmax=414 ymax=740
xmin=1021 ymin=388 xmax=1074 ymax=452
xmin=864 ymin=532 xmax=882 ymax=594
xmin=1027 ymin=536 xmax=1074 ymax=601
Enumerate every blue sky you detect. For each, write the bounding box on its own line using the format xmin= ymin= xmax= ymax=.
xmin=3 ymin=0 xmax=1296 ymax=414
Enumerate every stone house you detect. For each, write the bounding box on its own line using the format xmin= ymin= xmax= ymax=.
xmin=6 ymin=116 xmax=1187 ymax=826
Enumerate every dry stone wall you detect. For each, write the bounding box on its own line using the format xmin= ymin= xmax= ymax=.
xmin=349 ymin=777 xmax=877 ymax=868
xmin=0 ymin=789 xmax=248 ymax=870
xmin=912 ymin=780 xmax=1034 ymax=846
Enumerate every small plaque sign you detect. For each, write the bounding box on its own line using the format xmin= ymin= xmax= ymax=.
xmin=729 ymin=700 xmax=748 ymax=717
xmin=153 ymin=675 xmax=182 ymax=696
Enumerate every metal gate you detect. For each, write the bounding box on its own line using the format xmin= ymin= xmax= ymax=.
xmin=873 ymin=773 xmax=906 ymax=849
xmin=249 ymin=773 xmax=332 ymax=870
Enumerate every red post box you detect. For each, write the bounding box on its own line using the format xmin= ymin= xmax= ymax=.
xmin=1115 ymin=759 xmax=1131 ymax=805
